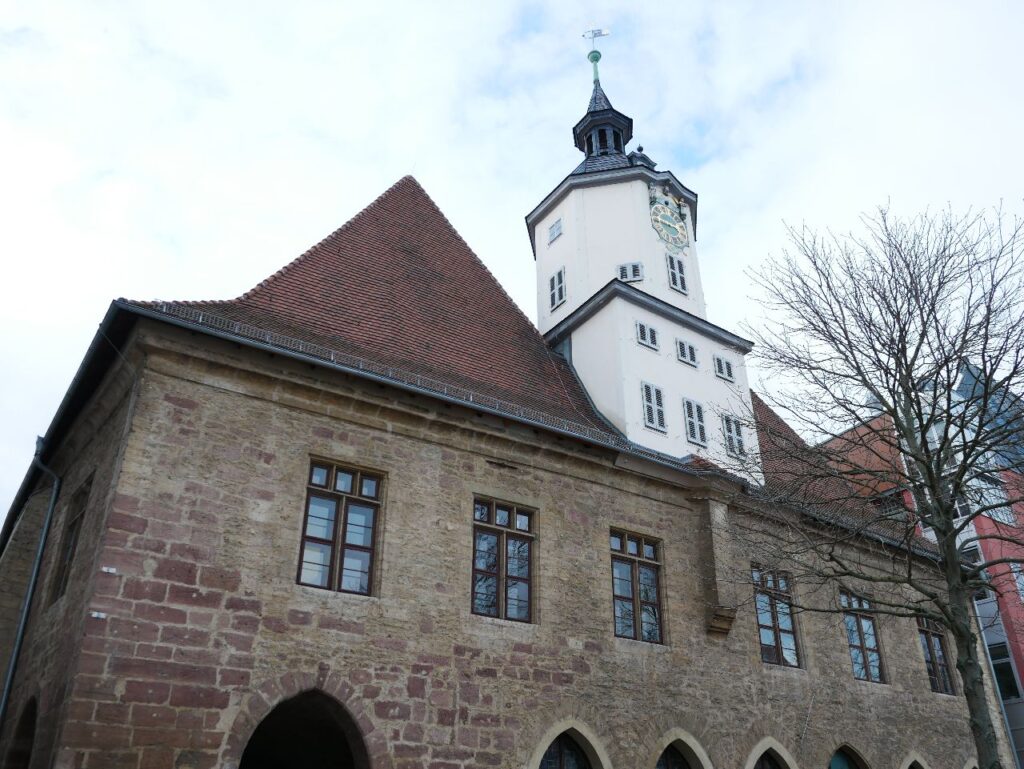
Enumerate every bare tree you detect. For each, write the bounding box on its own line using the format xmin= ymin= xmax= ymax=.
xmin=738 ymin=208 xmax=1024 ymax=769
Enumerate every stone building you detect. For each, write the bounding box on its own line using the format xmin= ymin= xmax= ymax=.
xmin=0 ymin=51 xmax=1012 ymax=769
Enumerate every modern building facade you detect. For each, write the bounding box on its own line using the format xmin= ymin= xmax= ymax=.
xmin=0 ymin=50 xmax=1011 ymax=769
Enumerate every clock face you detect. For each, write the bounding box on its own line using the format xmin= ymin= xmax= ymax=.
xmin=650 ymin=202 xmax=689 ymax=249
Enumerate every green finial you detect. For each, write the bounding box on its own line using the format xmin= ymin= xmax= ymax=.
xmin=582 ymin=28 xmax=609 ymax=82
xmin=588 ymin=49 xmax=602 ymax=83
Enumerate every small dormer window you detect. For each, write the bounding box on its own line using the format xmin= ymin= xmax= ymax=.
xmin=636 ymin=322 xmax=659 ymax=350
xmin=617 ymin=262 xmax=643 ymax=283
xmin=714 ymin=355 xmax=735 ymax=382
xmin=548 ymin=218 xmax=563 ymax=244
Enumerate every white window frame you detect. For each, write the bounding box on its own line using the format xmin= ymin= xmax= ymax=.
xmin=676 ymin=339 xmax=697 ymax=367
xmin=666 ymin=253 xmax=688 ymax=294
xmin=549 ymin=268 xmax=566 ymax=310
xmin=636 ymin=321 xmax=660 ymax=351
xmin=722 ymin=414 xmax=746 ymax=456
xmin=617 ymin=262 xmax=644 ymax=283
xmin=713 ymin=355 xmax=735 ymax=382
xmin=1011 ymin=564 xmax=1024 ymax=604
xmin=683 ymin=398 xmax=707 ymax=446
xmin=548 ymin=218 xmax=563 ymax=244
xmin=642 ymin=382 xmax=667 ymax=433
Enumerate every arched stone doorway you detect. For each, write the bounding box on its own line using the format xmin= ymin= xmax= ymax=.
xmin=541 ymin=733 xmax=592 ymax=769
xmin=238 ymin=690 xmax=370 ymax=769
xmin=3 ymin=698 xmax=37 ymax=769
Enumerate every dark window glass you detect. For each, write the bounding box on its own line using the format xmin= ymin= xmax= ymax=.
xmin=598 ymin=129 xmax=608 ymax=150
xmin=840 ymin=592 xmax=885 ymax=683
xmin=656 ymin=746 xmax=692 ymax=769
xmin=754 ymin=754 xmax=783 ymax=769
xmin=586 ymin=134 xmax=594 ymax=155
xmin=613 ymin=131 xmax=623 ymax=152
xmin=611 ymin=530 xmax=663 ymax=643
xmin=989 ymin=643 xmax=1021 ymax=700
xmin=753 ymin=566 xmax=800 ymax=667
xmin=541 ymin=734 xmax=591 ymax=769
xmin=471 ymin=498 xmax=534 ymax=622
xmin=297 ymin=461 xmax=381 ymax=595
xmin=51 ymin=478 xmax=93 ymax=602
xmin=917 ymin=616 xmax=955 ymax=694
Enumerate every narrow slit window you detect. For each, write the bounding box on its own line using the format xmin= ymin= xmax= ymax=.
xmin=549 ymin=268 xmax=566 ymax=310
xmin=683 ymin=398 xmax=707 ymax=446
xmin=676 ymin=340 xmax=697 ymax=367
xmin=642 ymin=382 xmax=667 ymax=433
xmin=50 ymin=477 xmax=93 ymax=603
xmin=666 ymin=254 xmax=687 ymax=294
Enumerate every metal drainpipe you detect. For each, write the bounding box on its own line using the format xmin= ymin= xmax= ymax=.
xmin=0 ymin=437 xmax=61 ymax=732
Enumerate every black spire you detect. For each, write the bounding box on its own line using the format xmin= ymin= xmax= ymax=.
xmin=572 ymin=49 xmax=633 ymax=158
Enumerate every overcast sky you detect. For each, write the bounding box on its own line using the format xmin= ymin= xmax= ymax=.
xmin=2 ymin=1 xmax=1023 ymax=515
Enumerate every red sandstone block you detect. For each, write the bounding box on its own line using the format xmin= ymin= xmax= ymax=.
xmin=262 ymin=616 xmax=287 ymax=633
xmin=436 ymin=709 xmax=455 ymax=727
xmin=474 ymin=751 xmax=502 ymax=766
xmin=109 ymin=512 xmax=148 ymax=534
xmin=220 ymin=632 xmax=254 ymax=652
xmin=128 ymin=537 xmax=167 ymax=554
xmin=169 ymin=684 xmax=230 ymax=709
xmin=131 ymin=727 xmax=191 ymax=748
xmin=73 ymin=675 xmax=119 ymax=702
xmin=374 ymin=701 xmax=411 ymax=720
xmin=167 ymin=584 xmax=224 ymax=608
xmin=404 ymin=723 xmax=425 ymax=742
xmin=134 ymin=603 xmax=187 ymax=625
xmin=218 ymin=668 xmax=251 ymax=687
xmin=66 ymin=701 xmax=95 ymax=721
xmin=287 ymin=609 xmax=312 ymax=625
xmin=77 ymin=652 xmax=108 ymax=676
xmin=86 ymin=749 xmax=141 ymax=769
xmin=199 ymin=566 xmax=241 ymax=592
xmin=147 ymin=520 xmax=188 ymax=540
xmin=163 ymin=394 xmax=198 ymax=410
xmin=132 ymin=705 xmax=177 ymax=726
xmin=93 ymin=572 xmax=122 ymax=597
xmin=109 ymin=617 xmax=160 ymax=643
xmin=110 ymin=658 xmax=217 ymax=685
xmin=139 ymin=746 xmax=174 ymax=769
xmin=225 ymin=596 xmax=261 ymax=613
xmin=169 ymin=542 xmax=216 ymax=563
xmin=407 ymin=677 xmax=426 ymax=699
xmin=395 ymin=744 xmax=429 ymax=758
xmin=63 ymin=721 xmax=131 ymax=749
xmin=112 ymin=493 xmax=140 ymax=513
xmin=95 ymin=702 xmax=131 ymax=723
xmin=153 ymin=559 xmax=198 ymax=585
xmin=134 ymin=644 xmax=174 ymax=661
xmin=552 ymin=672 xmax=574 ymax=686
xmin=122 ymin=579 xmax=168 ymax=603
xmin=99 ymin=548 xmax=147 ymax=575
xmin=173 ymin=647 xmax=221 ymax=666
xmin=159 ymin=626 xmax=210 ymax=647
xmin=318 ymin=616 xmax=364 ymax=635
xmin=226 ymin=653 xmax=255 ymax=669
xmin=231 ymin=615 xmax=260 ymax=633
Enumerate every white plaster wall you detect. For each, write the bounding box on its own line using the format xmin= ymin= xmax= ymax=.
xmin=534 ymin=179 xmax=707 ymax=334
xmin=570 ymin=296 xmax=763 ymax=482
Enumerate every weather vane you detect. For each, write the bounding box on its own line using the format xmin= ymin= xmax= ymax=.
xmin=582 ymin=28 xmax=610 ymax=82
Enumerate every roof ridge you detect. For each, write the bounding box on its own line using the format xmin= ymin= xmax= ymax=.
xmin=237 ymin=175 xmax=421 ymax=302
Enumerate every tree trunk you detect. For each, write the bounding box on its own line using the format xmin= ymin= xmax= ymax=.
xmin=949 ymin=585 xmax=1005 ymax=769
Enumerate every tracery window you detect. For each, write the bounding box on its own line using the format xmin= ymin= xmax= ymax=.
xmin=540 ymin=734 xmax=591 ymax=769
xmin=656 ymin=746 xmax=692 ymax=769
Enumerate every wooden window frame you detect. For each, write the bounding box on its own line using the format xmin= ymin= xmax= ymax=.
xmin=683 ymin=398 xmax=707 ymax=446
xmin=722 ymin=414 xmax=746 ymax=456
xmin=296 ymin=460 xmax=383 ymax=596
xmin=610 ymin=529 xmax=663 ymax=643
xmin=550 ymin=268 xmax=566 ymax=309
xmin=471 ymin=498 xmax=535 ymax=623
xmin=918 ymin=616 xmax=956 ymax=694
xmin=50 ymin=477 xmax=93 ymax=603
xmin=753 ymin=565 xmax=801 ymax=667
xmin=840 ymin=592 xmax=886 ymax=683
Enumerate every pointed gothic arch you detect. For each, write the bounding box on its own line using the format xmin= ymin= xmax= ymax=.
xmin=651 ymin=728 xmax=714 ymax=769
xmin=742 ymin=737 xmax=799 ymax=769
xmin=528 ymin=720 xmax=611 ymax=769
xmin=829 ymin=746 xmax=870 ymax=769
xmin=3 ymin=697 xmax=38 ymax=769
xmin=238 ymin=689 xmax=370 ymax=769
xmin=897 ymin=754 xmax=932 ymax=769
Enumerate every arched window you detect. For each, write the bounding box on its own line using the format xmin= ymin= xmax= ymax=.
xmin=239 ymin=690 xmax=369 ymax=769
xmin=541 ymin=733 xmax=592 ymax=769
xmin=755 ymin=753 xmax=784 ymax=769
xmin=3 ymin=698 xmax=37 ymax=769
xmin=657 ymin=745 xmax=693 ymax=769
xmin=830 ymin=748 xmax=868 ymax=769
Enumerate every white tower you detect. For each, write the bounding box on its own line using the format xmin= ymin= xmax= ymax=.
xmin=527 ymin=47 xmax=761 ymax=480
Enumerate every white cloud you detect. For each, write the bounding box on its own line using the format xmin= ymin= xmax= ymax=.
xmin=2 ymin=0 xmax=1023 ymax=515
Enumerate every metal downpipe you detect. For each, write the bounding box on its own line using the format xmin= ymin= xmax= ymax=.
xmin=0 ymin=437 xmax=61 ymax=731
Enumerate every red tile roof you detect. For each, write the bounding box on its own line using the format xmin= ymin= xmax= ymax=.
xmin=126 ymin=176 xmax=623 ymax=440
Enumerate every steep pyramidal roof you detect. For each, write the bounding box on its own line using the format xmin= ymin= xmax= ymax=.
xmin=587 ymin=81 xmax=613 ymax=112
xmin=126 ymin=177 xmax=612 ymax=433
